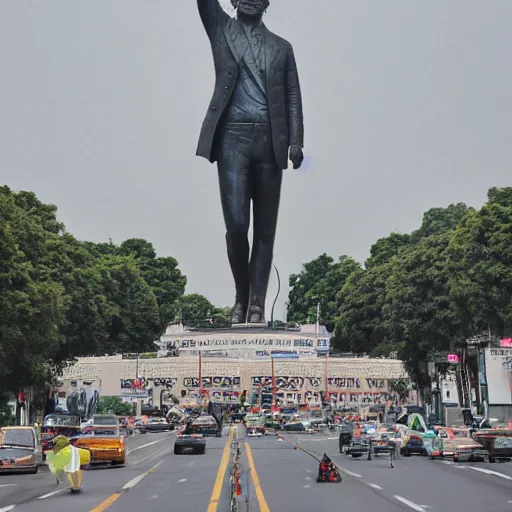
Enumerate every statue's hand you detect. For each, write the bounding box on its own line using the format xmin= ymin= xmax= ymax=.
xmin=289 ymin=145 xmax=304 ymax=170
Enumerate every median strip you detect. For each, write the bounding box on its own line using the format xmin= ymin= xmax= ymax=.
xmin=206 ymin=426 xmax=236 ymax=512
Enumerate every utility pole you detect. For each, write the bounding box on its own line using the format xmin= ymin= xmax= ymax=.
xmin=271 ymin=357 xmax=276 ymax=408
xmin=198 ymin=351 xmax=203 ymax=397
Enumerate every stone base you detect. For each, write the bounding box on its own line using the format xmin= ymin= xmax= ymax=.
xmin=230 ymin=322 xmax=267 ymax=329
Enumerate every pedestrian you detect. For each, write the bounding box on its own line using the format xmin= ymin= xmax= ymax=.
xmin=46 ymin=435 xmax=90 ymax=493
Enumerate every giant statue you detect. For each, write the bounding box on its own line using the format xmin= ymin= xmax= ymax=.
xmin=196 ymin=0 xmax=305 ymax=324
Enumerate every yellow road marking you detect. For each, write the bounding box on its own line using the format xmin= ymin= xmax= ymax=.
xmin=245 ymin=443 xmax=271 ymax=512
xmin=89 ymin=493 xmax=121 ymax=512
xmin=206 ymin=427 xmax=236 ymax=512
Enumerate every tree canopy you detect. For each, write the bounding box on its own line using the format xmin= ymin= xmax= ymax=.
xmin=0 ymin=187 xmax=220 ymax=395
xmin=288 ymin=192 xmax=512 ymax=387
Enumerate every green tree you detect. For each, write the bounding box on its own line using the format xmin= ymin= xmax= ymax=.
xmin=96 ymin=396 xmax=132 ymax=416
xmin=119 ymin=239 xmax=187 ymax=330
xmin=0 ymin=187 xmax=68 ymax=393
xmin=448 ymin=188 xmax=512 ymax=338
xmin=288 ymin=254 xmax=360 ymax=331
xmin=98 ymin=255 xmax=161 ymax=354
xmin=179 ymin=294 xmax=215 ymax=327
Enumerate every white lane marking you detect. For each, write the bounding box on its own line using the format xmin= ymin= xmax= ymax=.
xmin=369 ymin=483 xmax=383 ymax=490
xmin=37 ymin=489 xmax=66 ymax=500
xmin=469 ymin=467 xmax=512 ymax=481
xmin=0 ymin=485 xmax=18 ymax=488
xmin=128 ymin=434 xmax=174 ymax=454
xmin=304 ymin=476 xmax=311 ymax=481
xmin=302 ymin=484 xmax=310 ymax=488
xmin=178 ymin=478 xmax=187 ymax=483
xmin=441 ymin=460 xmax=453 ymax=465
xmin=394 ymin=495 xmax=425 ymax=511
xmin=122 ymin=460 xmax=163 ymax=490
xmin=0 ymin=506 xmax=16 ymax=512
xmin=342 ymin=469 xmax=362 ymax=478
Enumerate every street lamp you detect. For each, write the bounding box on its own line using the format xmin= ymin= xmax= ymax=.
xmin=270 ymin=265 xmax=281 ymax=328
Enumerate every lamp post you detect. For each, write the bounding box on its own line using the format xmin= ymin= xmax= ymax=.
xmin=198 ymin=351 xmax=203 ymax=397
xmin=270 ymin=265 xmax=281 ymax=328
xmin=271 ymin=356 xmax=276 ymax=408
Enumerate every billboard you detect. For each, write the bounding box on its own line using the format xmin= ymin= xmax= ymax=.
xmin=484 ymin=348 xmax=512 ymax=405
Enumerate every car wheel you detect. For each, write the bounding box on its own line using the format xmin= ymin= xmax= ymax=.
xmin=28 ymin=466 xmax=38 ymax=474
xmin=174 ymin=445 xmax=182 ymax=455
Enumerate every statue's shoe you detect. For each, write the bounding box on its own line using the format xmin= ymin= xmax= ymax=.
xmin=230 ymin=302 xmax=248 ymax=324
xmin=248 ymin=305 xmax=265 ymax=324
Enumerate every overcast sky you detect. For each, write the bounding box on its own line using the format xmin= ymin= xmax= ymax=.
xmin=1 ymin=1 xmax=511 ymax=320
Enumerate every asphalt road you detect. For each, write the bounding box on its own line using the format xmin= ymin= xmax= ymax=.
xmin=286 ymin=432 xmax=512 ymax=512
xmin=1 ymin=428 xmax=511 ymax=512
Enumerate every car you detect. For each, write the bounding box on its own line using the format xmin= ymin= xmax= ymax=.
xmin=70 ymin=433 xmax=126 ymax=467
xmin=473 ymin=429 xmax=512 ymax=462
xmin=400 ymin=431 xmax=427 ymax=457
xmin=40 ymin=413 xmax=81 ymax=460
xmin=139 ymin=418 xmax=174 ymax=433
xmin=188 ymin=415 xmax=222 ymax=437
xmin=0 ymin=426 xmax=38 ymax=474
xmin=173 ymin=432 xmax=206 ymax=455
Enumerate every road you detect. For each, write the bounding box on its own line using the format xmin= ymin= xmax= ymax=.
xmin=1 ymin=428 xmax=511 ymax=511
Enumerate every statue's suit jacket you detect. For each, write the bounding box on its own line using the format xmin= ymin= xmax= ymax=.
xmin=196 ymin=0 xmax=304 ymax=170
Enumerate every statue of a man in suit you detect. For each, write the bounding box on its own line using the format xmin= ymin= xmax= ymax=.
xmin=196 ymin=0 xmax=304 ymax=324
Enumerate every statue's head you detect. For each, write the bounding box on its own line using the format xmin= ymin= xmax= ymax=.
xmin=231 ymin=0 xmax=270 ymax=18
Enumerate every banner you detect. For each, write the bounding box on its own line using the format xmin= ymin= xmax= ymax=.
xmin=484 ymin=348 xmax=512 ymax=405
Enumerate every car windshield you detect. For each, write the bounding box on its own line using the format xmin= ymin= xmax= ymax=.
xmin=193 ymin=416 xmax=215 ymax=424
xmin=0 ymin=429 xmax=34 ymax=448
xmin=93 ymin=416 xmax=117 ymax=426
xmin=44 ymin=414 xmax=79 ymax=427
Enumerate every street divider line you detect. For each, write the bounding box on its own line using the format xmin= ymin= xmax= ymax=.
xmin=89 ymin=460 xmax=163 ymax=512
xmin=468 ymin=467 xmax=512 ymax=481
xmin=206 ymin=426 xmax=236 ymax=512
xmin=245 ymin=443 xmax=271 ymax=512
xmin=369 ymin=483 xmax=383 ymax=490
xmin=128 ymin=433 xmax=174 ymax=454
xmin=343 ymin=469 xmax=362 ymax=478
xmin=0 ymin=484 xmax=18 ymax=488
xmin=0 ymin=506 xmax=15 ymax=512
xmin=122 ymin=459 xmax=163 ymax=489
xmin=394 ymin=495 xmax=425 ymax=511
xmin=37 ymin=489 xmax=67 ymax=499
xmin=89 ymin=493 xmax=121 ymax=512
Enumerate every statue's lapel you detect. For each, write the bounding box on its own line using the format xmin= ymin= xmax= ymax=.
xmin=263 ymin=26 xmax=281 ymax=82
xmin=224 ymin=19 xmax=249 ymax=64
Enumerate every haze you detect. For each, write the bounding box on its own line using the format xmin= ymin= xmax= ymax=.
xmin=1 ymin=0 xmax=511 ymax=318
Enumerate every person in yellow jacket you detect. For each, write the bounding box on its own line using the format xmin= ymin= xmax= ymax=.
xmin=46 ymin=435 xmax=90 ymax=493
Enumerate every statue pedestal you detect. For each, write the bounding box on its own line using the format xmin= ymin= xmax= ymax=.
xmin=230 ymin=322 xmax=266 ymax=329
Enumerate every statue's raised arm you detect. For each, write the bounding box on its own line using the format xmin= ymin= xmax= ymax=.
xmin=197 ymin=0 xmax=230 ymax=39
